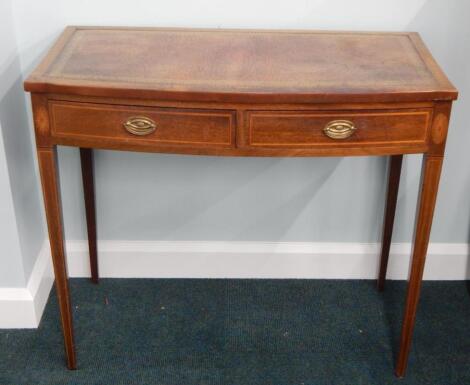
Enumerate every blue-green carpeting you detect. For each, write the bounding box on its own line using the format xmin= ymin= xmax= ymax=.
xmin=0 ymin=279 xmax=469 ymax=385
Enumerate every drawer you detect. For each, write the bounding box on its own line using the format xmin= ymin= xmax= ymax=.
xmin=245 ymin=109 xmax=432 ymax=148
xmin=49 ymin=101 xmax=235 ymax=148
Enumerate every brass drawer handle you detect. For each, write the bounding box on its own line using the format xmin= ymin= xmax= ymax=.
xmin=123 ymin=116 xmax=156 ymax=136
xmin=323 ymin=120 xmax=356 ymax=139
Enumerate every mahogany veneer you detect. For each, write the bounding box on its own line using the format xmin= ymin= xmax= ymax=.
xmin=25 ymin=26 xmax=458 ymax=377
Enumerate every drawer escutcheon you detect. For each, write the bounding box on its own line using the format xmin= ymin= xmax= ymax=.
xmin=123 ymin=116 xmax=157 ymax=136
xmin=323 ymin=120 xmax=356 ymax=139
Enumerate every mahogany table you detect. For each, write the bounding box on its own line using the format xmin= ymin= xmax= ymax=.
xmin=24 ymin=27 xmax=458 ymax=377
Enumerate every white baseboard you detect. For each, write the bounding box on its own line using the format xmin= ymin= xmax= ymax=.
xmin=0 ymin=242 xmax=53 ymax=328
xmin=65 ymin=240 xmax=470 ymax=280
xmin=1 ymin=240 xmax=468 ymax=329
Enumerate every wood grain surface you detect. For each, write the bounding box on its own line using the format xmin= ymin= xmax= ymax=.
xmin=24 ymin=27 xmax=457 ymax=103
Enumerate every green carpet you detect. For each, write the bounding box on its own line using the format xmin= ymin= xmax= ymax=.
xmin=0 ymin=279 xmax=469 ymax=385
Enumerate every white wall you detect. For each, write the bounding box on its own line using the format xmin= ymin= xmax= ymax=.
xmin=0 ymin=0 xmax=24 ymax=288
xmin=0 ymin=122 xmax=25 ymax=287
xmin=3 ymin=0 xmax=470 ymax=282
xmin=0 ymin=0 xmax=44 ymax=288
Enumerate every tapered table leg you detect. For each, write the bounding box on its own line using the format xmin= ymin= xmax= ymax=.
xmin=377 ymin=155 xmax=403 ymax=291
xmin=395 ymin=155 xmax=443 ymax=377
xmin=37 ymin=146 xmax=76 ymax=369
xmin=80 ymin=148 xmax=99 ymax=283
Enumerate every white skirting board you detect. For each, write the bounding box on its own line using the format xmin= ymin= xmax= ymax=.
xmin=1 ymin=240 xmax=469 ymax=328
xmin=65 ymin=241 xmax=470 ymax=280
xmin=0 ymin=243 xmax=53 ymax=328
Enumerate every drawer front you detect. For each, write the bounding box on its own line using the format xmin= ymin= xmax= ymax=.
xmin=246 ymin=110 xmax=432 ymax=148
xmin=49 ymin=101 xmax=235 ymax=148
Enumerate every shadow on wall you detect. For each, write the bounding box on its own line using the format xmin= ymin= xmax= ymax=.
xmin=0 ymin=53 xmax=45 ymax=279
xmin=87 ymin=150 xmax=390 ymax=242
xmin=235 ymin=157 xmax=342 ymax=241
xmin=88 ymin=152 xmax=351 ymax=242
xmin=95 ymin=152 xmax=287 ymax=240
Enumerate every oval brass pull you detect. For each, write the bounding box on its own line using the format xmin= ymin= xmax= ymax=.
xmin=323 ymin=120 xmax=356 ymax=139
xmin=123 ymin=116 xmax=156 ymax=136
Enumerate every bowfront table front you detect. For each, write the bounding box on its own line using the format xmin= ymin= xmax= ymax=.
xmin=24 ymin=27 xmax=458 ymax=377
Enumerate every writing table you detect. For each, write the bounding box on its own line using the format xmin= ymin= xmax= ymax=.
xmin=24 ymin=27 xmax=458 ymax=377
